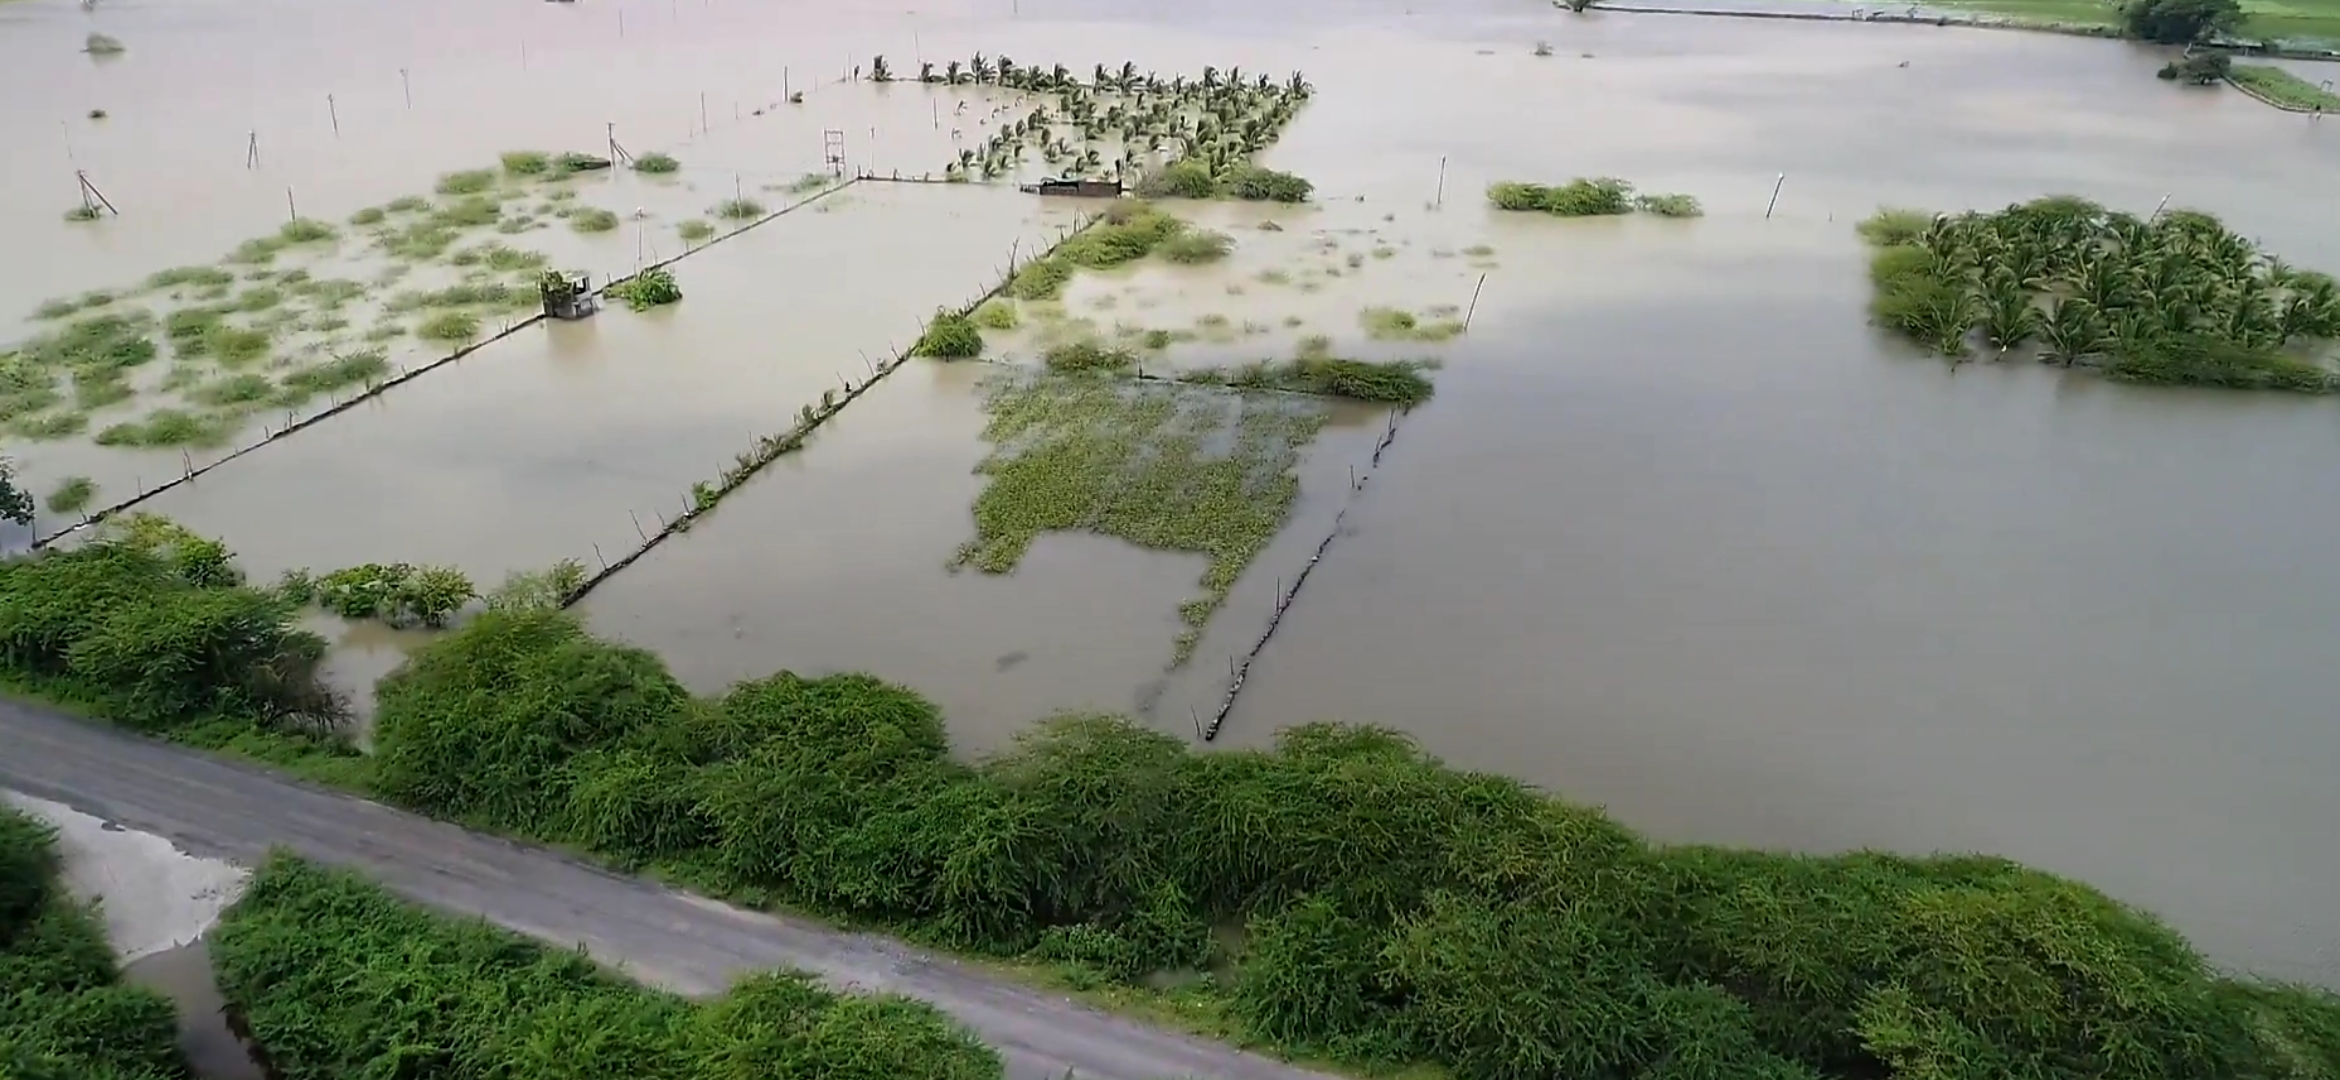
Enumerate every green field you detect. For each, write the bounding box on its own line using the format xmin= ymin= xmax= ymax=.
xmin=2230 ymin=61 xmax=2340 ymax=105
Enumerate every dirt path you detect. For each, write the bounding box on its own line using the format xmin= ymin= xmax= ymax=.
xmin=0 ymin=700 xmax=1339 ymax=1080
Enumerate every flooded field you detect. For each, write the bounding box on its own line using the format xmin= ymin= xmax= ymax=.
xmin=6 ymin=0 xmax=2339 ymax=990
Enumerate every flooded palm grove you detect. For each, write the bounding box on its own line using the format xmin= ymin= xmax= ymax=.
xmin=4 ymin=0 xmax=2338 ymax=1008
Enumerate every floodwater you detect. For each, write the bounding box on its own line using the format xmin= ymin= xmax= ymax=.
xmin=5 ymin=0 xmax=2338 ymax=989
xmin=580 ymin=359 xmax=1393 ymax=754
xmin=134 ymin=182 xmax=1078 ymax=585
xmin=124 ymin=939 xmax=267 ymax=1080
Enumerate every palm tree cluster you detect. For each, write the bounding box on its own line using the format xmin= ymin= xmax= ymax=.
xmin=1863 ymin=196 xmax=2340 ymax=391
xmin=866 ymin=53 xmax=1310 ymax=183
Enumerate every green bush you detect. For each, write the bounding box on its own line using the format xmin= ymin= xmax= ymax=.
xmin=0 ymin=537 xmax=339 ymax=734
xmin=209 ymin=855 xmax=1002 ymax=1080
xmin=1134 ymin=159 xmax=1218 ymax=199
xmin=1223 ymin=165 xmax=1313 ymax=203
xmin=912 ymin=310 xmax=983 ymax=358
xmin=1006 ymin=258 xmax=1075 ymax=301
xmin=609 ymin=268 xmax=683 ymax=311
xmin=0 ymin=806 xmax=190 ymax=1080
xmin=1159 ymin=229 xmax=1234 ymax=265
xmin=633 ymin=151 xmax=681 ymax=174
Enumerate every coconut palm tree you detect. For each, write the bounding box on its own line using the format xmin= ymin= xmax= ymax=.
xmin=972 ymin=53 xmax=992 ymax=83
xmin=919 ymin=61 xmax=936 ymax=84
xmin=946 ymin=60 xmax=963 ymax=85
xmin=871 ymin=55 xmax=892 ymax=82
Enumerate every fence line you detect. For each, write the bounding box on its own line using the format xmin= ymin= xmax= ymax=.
xmin=31 ymin=178 xmax=865 ymax=550
xmin=555 ymin=207 xmax=1110 ymax=608
xmin=1202 ymin=405 xmax=1411 ymax=742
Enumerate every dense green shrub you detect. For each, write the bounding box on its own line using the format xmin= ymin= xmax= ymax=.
xmin=912 ymin=311 xmax=984 ymax=358
xmin=1134 ymin=159 xmax=1218 ymax=199
xmin=347 ymin=609 xmax=2340 ymax=1080
xmin=1056 ymin=204 xmax=1186 ymax=268
xmin=609 ymin=267 xmax=683 ymax=311
xmin=2123 ymin=0 xmax=2241 ymax=42
xmin=209 ymin=855 xmax=1000 ymax=1080
xmin=1223 ymin=165 xmax=1313 ymax=203
xmin=0 ymin=806 xmax=189 ymax=1080
xmin=0 ymin=535 xmax=339 ymax=734
xmin=1488 ymin=178 xmax=1637 ymax=217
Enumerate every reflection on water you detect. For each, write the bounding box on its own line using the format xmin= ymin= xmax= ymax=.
xmin=122 ymin=939 xmax=264 ymax=1080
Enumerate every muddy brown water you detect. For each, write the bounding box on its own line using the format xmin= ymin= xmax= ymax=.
xmin=123 ymin=939 xmax=267 ymax=1080
xmin=5 ymin=0 xmax=2338 ymax=988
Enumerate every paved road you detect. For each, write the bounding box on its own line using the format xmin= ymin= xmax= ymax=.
xmin=0 ymin=701 xmax=1338 ymax=1080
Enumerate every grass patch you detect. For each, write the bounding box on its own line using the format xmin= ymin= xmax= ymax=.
xmin=913 ymin=310 xmax=984 ymax=358
xmin=499 ymin=150 xmax=552 ymax=176
xmin=1360 ymin=306 xmax=1466 ymax=343
xmin=1189 ymin=355 xmax=1437 ymax=405
xmin=1058 ymin=204 xmax=1186 ymax=269
xmin=713 ymin=197 xmax=766 ymax=220
xmin=43 ymin=475 xmax=96 ymax=514
xmin=430 ymin=196 xmax=502 ymax=229
xmin=416 ymin=310 xmax=482 ymax=343
xmin=1488 ymin=177 xmax=1638 ymax=216
xmin=281 ymin=349 xmax=390 ymax=394
xmin=971 ymin=299 xmax=1020 ymax=330
xmin=83 ymin=31 xmax=126 ymax=53
xmin=1042 ymin=340 xmax=1137 ymax=373
xmin=206 ymin=326 xmax=272 ymax=366
xmin=70 ymin=369 xmax=133 ymax=409
xmin=385 ymin=195 xmax=430 ymax=213
xmin=145 ymin=265 xmax=235 ymax=291
xmin=347 ymin=206 xmax=387 ymax=226
xmin=235 ymin=286 xmax=284 ymax=312
xmin=632 ymin=150 xmax=682 ymax=173
xmin=225 ymin=235 xmax=289 ymax=265
xmin=278 ymin=217 xmax=338 ymax=243
xmin=1160 ymin=229 xmax=1235 ymax=265
xmin=956 ymin=374 xmax=1326 ymax=663
xmin=1008 ymin=258 xmax=1076 ymax=300
xmin=386 ymin=281 xmax=525 ymax=313
xmin=676 ymin=218 xmax=715 ymax=242
xmin=61 ymin=204 xmax=102 ymax=223
xmin=9 ymin=409 xmax=86 ymax=440
xmin=93 ymin=407 xmax=238 ymax=448
xmin=568 ymin=207 xmax=621 ymax=233
xmin=2229 ymin=63 xmax=2340 ymax=110
xmin=435 ymin=168 xmax=497 ymax=196
xmin=189 ymin=373 xmax=277 ymax=407
xmin=1635 ymin=192 xmax=1704 ymax=217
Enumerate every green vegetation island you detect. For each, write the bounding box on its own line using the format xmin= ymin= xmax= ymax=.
xmin=2 ymin=518 xmax=2338 ymax=1080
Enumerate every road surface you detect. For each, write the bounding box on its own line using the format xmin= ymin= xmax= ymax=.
xmin=0 ymin=700 xmax=1339 ymax=1080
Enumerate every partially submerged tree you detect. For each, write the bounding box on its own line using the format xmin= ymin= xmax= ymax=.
xmin=0 ymin=456 xmax=31 ymax=526
xmin=2123 ymin=0 xmax=2242 ymax=43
